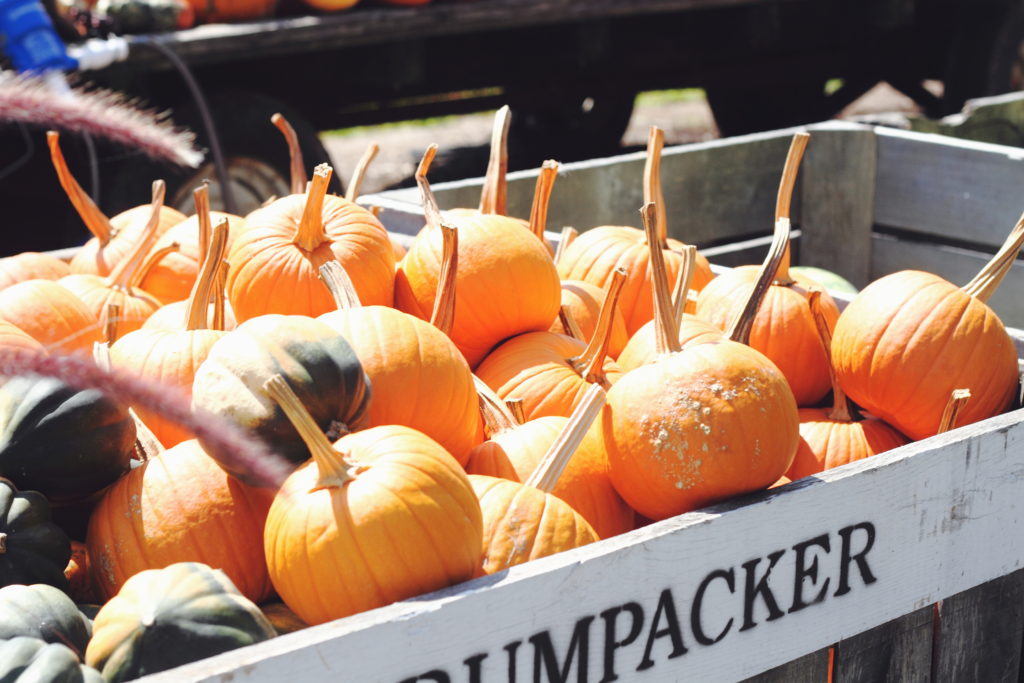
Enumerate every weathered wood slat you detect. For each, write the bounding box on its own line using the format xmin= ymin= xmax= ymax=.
xmin=742 ymin=649 xmax=830 ymax=683
xmin=832 ymin=607 xmax=933 ymax=683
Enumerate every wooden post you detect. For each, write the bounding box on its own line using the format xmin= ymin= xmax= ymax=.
xmin=832 ymin=607 xmax=934 ymax=682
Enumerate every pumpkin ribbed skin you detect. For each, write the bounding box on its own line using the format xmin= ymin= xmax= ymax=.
xmin=0 ymin=320 xmax=46 ymax=356
xmin=0 ymin=478 xmax=71 ymax=591
xmin=831 ymin=270 xmax=1019 ymax=440
xmin=70 ymin=206 xmax=186 ymax=277
xmin=59 ymin=274 xmax=163 ymax=341
xmin=85 ymin=562 xmax=275 ymax=682
xmin=551 ymin=280 xmax=628 ymax=357
xmin=0 ymin=637 xmax=103 ymax=683
xmin=395 ymin=215 xmax=561 ymax=367
xmin=227 ymin=196 xmax=395 ymax=321
xmin=604 ymin=341 xmax=799 ymax=520
xmin=476 ymin=331 xmax=621 ymax=420
xmin=191 ymin=315 xmax=370 ymax=472
xmin=0 ymin=253 xmax=70 ymax=290
xmin=0 ymin=281 xmax=102 ymax=355
xmin=616 ymin=314 xmax=724 ymax=372
xmin=470 ymin=475 xmax=599 ymax=575
xmin=265 ymin=426 xmax=482 ymax=625
xmin=557 ymin=226 xmax=714 ymax=335
xmin=466 ymin=418 xmax=634 ymax=538
xmin=87 ymin=440 xmax=274 ymax=603
xmin=787 ymin=410 xmax=909 ymax=480
xmin=318 ymin=306 xmax=481 ymax=464
xmin=0 ymin=584 xmax=91 ymax=659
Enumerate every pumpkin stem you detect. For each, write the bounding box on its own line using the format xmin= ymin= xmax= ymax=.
xmin=528 ymin=160 xmax=559 ymax=242
xmin=130 ymin=242 xmax=181 ymax=291
xmin=294 ymin=164 xmax=332 ymax=252
xmin=430 ymin=222 xmax=459 ymax=336
xmin=774 ymin=132 xmax=810 ymax=285
xmin=570 ymin=268 xmax=626 ymax=386
xmin=185 ymin=220 xmax=229 ymax=331
xmin=937 ymin=389 xmax=972 ymax=434
xmin=671 ymin=245 xmax=697 ymax=322
xmin=263 ymin=375 xmax=354 ymax=490
xmin=475 ymin=375 xmax=520 ymax=437
xmin=416 ymin=144 xmax=446 ymax=233
xmin=808 ymin=290 xmax=855 ymax=422
xmin=211 ymin=259 xmax=228 ymax=331
xmin=643 ymin=126 xmax=669 ymax=248
xmin=345 ymin=143 xmax=379 ymax=202
xmin=643 ymin=203 xmax=681 ymax=355
xmin=47 ymin=131 xmax=115 ymax=245
xmin=558 ymin=304 xmax=585 ymax=341
xmin=524 ymin=383 xmax=606 ymax=493
xmin=962 ymin=212 xmax=1024 ymax=302
xmin=727 ymin=217 xmax=791 ymax=345
xmin=505 ymin=399 xmax=527 ymax=425
xmin=194 ymin=182 xmax=212 ymax=272
xmin=106 ymin=180 xmax=166 ymax=290
xmin=553 ymin=226 xmax=578 ymax=267
xmin=271 ymin=113 xmax=307 ymax=195
xmin=479 ymin=105 xmax=511 ymax=215
xmin=319 ymin=260 xmax=363 ymax=310
xmin=102 ymin=302 xmax=121 ymax=343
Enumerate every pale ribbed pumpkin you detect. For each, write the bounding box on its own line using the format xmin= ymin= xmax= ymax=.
xmin=0 ymin=252 xmax=69 ymax=290
xmin=0 ymin=320 xmax=46 ymax=356
xmin=0 ymin=281 xmax=101 ymax=355
xmin=262 ymin=376 xmax=482 ymax=625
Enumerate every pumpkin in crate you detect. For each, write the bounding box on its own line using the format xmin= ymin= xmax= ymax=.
xmin=549 ymin=279 xmax=629 ymax=358
xmin=0 ymin=637 xmax=102 ymax=682
xmin=556 ymin=127 xmax=714 ymax=335
xmin=831 ymin=214 xmax=1024 ymax=440
xmin=191 ymin=314 xmax=370 ymax=478
xmin=0 ymin=252 xmax=70 ymax=290
xmin=0 ymin=478 xmax=72 ymax=591
xmin=85 ymin=562 xmax=276 ymax=682
xmin=0 ymin=281 xmax=103 ymax=355
xmin=0 ymin=584 xmax=91 ymax=659
xmin=0 ymin=320 xmax=47 ymax=357
xmin=262 ymin=376 xmax=482 ymax=625
xmin=227 ymin=163 xmax=395 ymax=321
xmin=0 ymin=375 xmax=135 ymax=504
xmin=87 ymin=438 xmax=275 ymax=603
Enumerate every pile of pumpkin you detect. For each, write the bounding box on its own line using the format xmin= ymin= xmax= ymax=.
xmin=0 ymin=109 xmax=1019 ymax=681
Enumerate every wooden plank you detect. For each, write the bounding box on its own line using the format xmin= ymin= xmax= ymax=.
xmin=742 ymin=649 xmax=830 ymax=683
xmin=933 ymin=569 xmax=1024 ymax=682
xmin=869 ymin=233 xmax=1024 ymax=328
xmin=141 ymin=403 xmax=1024 ymax=683
xmin=800 ymin=123 xmax=876 ymax=288
xmin=832 ymin=607 xmax=934 ymax=683
xmin=874 ymin=128 xmax=1024 ymax=249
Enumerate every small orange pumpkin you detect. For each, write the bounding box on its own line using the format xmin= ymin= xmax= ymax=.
xmin=550 ymin=279 xmax=629 ymax=358
xmin=0 ymin=280 xmax=102 ymax=355
xmin=0 ymin=252 xmax=70 ymax=290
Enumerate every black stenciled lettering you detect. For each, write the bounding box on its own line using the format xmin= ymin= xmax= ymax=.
xmin=691 ymin=568 xmax=736 ymax=645
xmin=506 ymin=640 xmax=523 ymax=683
xmin=598 ymin=602 xmax=644 ymax=683
xmin=465 ymin=653 xmax=488 ymax=683
xmin=740 ymin=549 xmax=786 ymax=631
xmin=530 ymin=616 xmax=595 ymax=683
xmin=789 ymin=534 xmax=831 ymax=613
xmin=836 ymin=522 xmax=877 ymax=596
xmin=636 ymin=588 xmax=687 ymax=671
xmin=398 ymin=671 xmax=451 ymax=683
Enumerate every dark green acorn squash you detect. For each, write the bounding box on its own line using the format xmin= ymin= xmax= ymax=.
xmin=0 ymin=478 xmax=70 ymax=591
xmin=0 ymin=377 xmax=135 ymax=503
xmin=0 ymin=585 xmax=91 ymax=659
xmin=84 ymin=562 xmax=276 ymax=681
xmin=0 ymin=637 xmax=102 ymax=682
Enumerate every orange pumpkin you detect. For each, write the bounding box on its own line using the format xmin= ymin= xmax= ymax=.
xmin=0 ymin=280 xmax=102 ymax=355
xmin=831 ymin=217 xmax=1024 ymax=440
xmin=86 ymin=438 xmax=275 ymax=604
xmin=227 ymin=164 xmax=395 ymax=321
xmin=0 ymin=319 xmax=47 ymax=355
xmin=262 ymin=376 xmax=482 ymax=625
xmin=550 ymin=280 xmax=629 ymax=358
xmin=0 ymin=252 xmax=70 ymax=290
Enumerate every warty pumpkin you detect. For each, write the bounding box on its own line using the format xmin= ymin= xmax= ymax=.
xmin=262 ymin=376 xmax=483 ymax=625
xmin=0 ymin=477 xmax=71 ymax=591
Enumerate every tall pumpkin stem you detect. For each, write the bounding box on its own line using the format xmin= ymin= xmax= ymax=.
xmin=558 ymin=305 xmax=585 ymax=341
xmin=479 ymin=105 xmax=511 ymax=215
xmin=476 ymin=376 xmax=520 ymax=437
xmin=524 ymin=383 xmax=606 ymax=493
xmin=47 ymin=131 xmax=115 ymax=245
xmin=937 ymin=389 xmax=972 ymax=434
xmin=553 ymin=226 xmax=578 ymax=267
xmin=319 ymin=260 xmax=363 ymax=310
xmin=774 ymin=132 xmax=810 ymax=285
xmin=416 ymin=144 xmax=445 ymax=233
xmin=671 ymin=245 xmax=697 ymax=322
xmin=643 ymin=126 xmax=669 ymax=248
xmin=570 ymin=268 xmax=626 ymax=386
xmin=194 ymin=182 xmax=212 ymax=271
xmin=185 ymin=220 xmax=229 ymax=331
xmin=808 ymin=290 xmax=854 ymax=422
xmin=430 ymin=223 xmax=459 ymax=336
xmin=727 ymin=217 xmax=791 ymax=345
xmin=107 ymin=180 xmax=166 ymax=290
xmin=294 ymin=164 xmax=332 ymax=252
xmin=528 ymin=160 xmax=559 ymax=242
xmin=211 ymin=259 xmax=228 ymax=331
xmin=103 ymin=302 xmax=120 ymax=344
xmin=271 ymin=113 xmax=307 ymax=195
xmin=505 ymin=399 xmax=526 ymax=425
xmin=962 ymin=212 xmax=1024 ymax=302
xmin=643 ymin=203 xmax=681 ymax=355
xmin=345 ymin=143 xmax=380 ymax=202
xmin=131 ymin=242 xmax=181 ymax=290
xmin=263 ymin=375 xmax=354 ymax=491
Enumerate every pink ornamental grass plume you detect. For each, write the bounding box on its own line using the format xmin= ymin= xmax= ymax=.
xmin=0 ymin=72 xmax=202 ymax=167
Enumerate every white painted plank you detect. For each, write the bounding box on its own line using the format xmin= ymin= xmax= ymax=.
xmin=142 ymin=405 xmax=1024 ymax=683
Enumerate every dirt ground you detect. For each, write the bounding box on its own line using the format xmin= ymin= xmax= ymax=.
xmin=322 ymin=82 xmax=922 ymax=195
